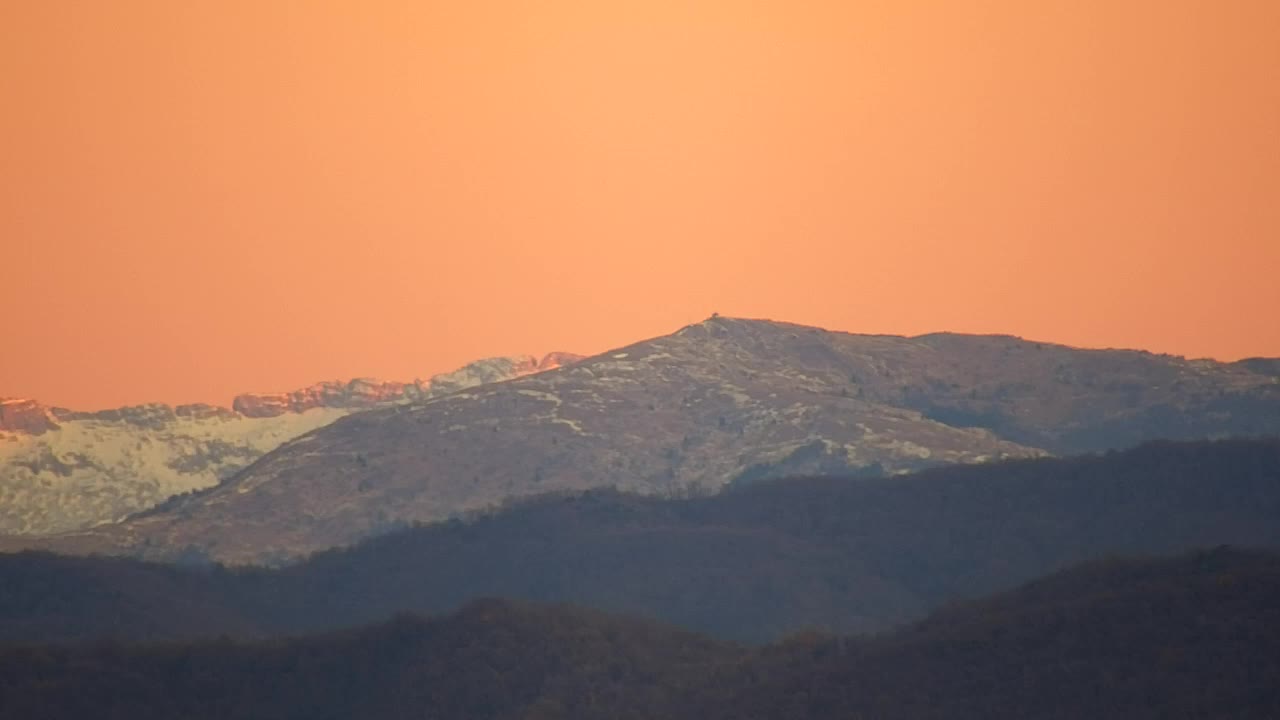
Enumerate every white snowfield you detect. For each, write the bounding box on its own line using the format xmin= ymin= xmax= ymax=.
xmin=0 ymin=408 xmax=348 ymax=534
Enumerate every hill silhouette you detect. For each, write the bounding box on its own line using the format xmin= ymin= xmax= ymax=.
xmin=2 ymin=437 xmax=1278 ymax=645
xmin=712 ymin=546 xmax=1280 ymax=719
xmin=2 ymin=548 xmax=1278 ymax=719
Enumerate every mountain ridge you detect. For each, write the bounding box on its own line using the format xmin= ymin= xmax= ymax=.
xmin=1 ymin=351 xmax=583 ymax=430
xmin=6 ymin=316 xmax=1279 ymax=560
xmin=44 ymin=315 xmax=1280 ymax=564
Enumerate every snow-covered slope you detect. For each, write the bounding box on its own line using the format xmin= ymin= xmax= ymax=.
xmin=0 ymin=353 xmax=579 ymax=535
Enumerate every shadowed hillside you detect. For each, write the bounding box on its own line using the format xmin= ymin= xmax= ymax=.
xmin=722 ymin=547 xmax=1280 ymax=720
xmin=2 ymin=548 xmax=1278 ymax=720
xmin=0 ymin=599 xmax=736 ymax=720
xmin=2 ymin=438 xmax=1278 ymax=645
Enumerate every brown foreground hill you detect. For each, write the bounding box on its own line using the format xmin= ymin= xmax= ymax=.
xmin=6 ymin=316 xmax=1278 ymax=563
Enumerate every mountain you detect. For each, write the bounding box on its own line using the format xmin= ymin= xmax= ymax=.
xmin=13 ymin=315 xmax=1277 ymax=564
xmin=0 ymin=353 xmax=578 ymax=536
xmin=3 ymin=548 xmax=1278 ymax=720
xmin=2 ymin=439 xmax=1277 ymax=645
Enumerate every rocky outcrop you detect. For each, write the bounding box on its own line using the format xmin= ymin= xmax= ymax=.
xmin=0 ymin=399 xmax=59 ymax=435
xmin=231 ymin=355 xmax=585 ymax=418
xmin=4 ymin=353 xmax=583 ymax=430
xmin=537 ymin=352 xmax=586 ymax=371
xmin=55 ymin=404 xmax=185 ymax=429
xmin=425 ymin=353 xmax=585 ymax=395
xmin=175 ymin=404 xmax=241 ymax=421
xmin=232 ymin=379 xmax=422 ymax=418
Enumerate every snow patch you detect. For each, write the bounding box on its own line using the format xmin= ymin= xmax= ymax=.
xmin=550 ymin=417 xmax=586 ymax=434
xmin=515 ymin=389 xmax=562 ymax=406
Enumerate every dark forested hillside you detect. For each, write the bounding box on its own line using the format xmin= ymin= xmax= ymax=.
xmin=719 ymin=547 xmax=1280 ymax=720
xmin=2 ymin=548 xmax=1278 ymax=720
xmin=0 ymin=553 xmax=257 ymax=645
xmin=0 ymin=599 xmax=737 ymax=720
xmin=2 ymin=438 xmax=1278 ymax=645
xmin=255 ymin=437 xmax=1280 ymax=642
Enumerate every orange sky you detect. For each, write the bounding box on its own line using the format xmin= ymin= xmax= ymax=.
xmin=2 ymin=0 xmax=1278 ymax=410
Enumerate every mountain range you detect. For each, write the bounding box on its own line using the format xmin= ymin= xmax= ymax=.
xmin=7 ymin=316 xmax=1277 ymax=564
xmin=4 ymin=316 xmax=1279 ymax=717
xmin=0 ymin=353 xmax=579 ymax=535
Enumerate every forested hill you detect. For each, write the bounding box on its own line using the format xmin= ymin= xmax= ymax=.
xmin=2 ymin=437 xmax=1278 ymax=645
xmin=2 ymin=548 xmax=1278 ymax=720
xmin=722 ymin=546 xmax=1280 ymax=720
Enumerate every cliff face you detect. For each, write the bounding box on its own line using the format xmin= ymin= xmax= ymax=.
xmin=231 ymin=379 xmax=427 ymax=418
xmin=425 ymin=353 xmax=586 ymax=395
xmin=46 ymin=403 xmax=242 ymax=429
xmin=0 ymin=353 xmax=578 ymax=535
xmin=229 ymin=354 xmax=586 ymax=418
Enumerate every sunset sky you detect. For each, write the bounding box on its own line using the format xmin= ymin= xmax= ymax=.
xmin=3 ymin=0 xmax=1278 ymax=410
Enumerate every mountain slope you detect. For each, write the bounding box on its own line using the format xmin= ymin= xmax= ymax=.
xmin=0 ymin=552 xmax=260 ymax=645
xmin=2 ymin=439 xmax=1277 ymax=644
xmin=0 ymin=353 xmax=578 ymax=535
xmin=0 ymin=598 xmax=736 ymax=720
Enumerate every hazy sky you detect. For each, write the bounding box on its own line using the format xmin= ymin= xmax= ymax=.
xmin=3 ymin=0 xmax=1278 ymax=409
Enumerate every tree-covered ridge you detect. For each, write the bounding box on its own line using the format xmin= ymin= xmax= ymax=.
xmin=2 ymin=438 xmax=1278 ymax=646
xmin=727 ymin=547 xmax=1280 ymax=720
xmin=0 ymin=599 xmax=738 ymax=720
xmin=2 ymin=548 xmax=1278 ymax=720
